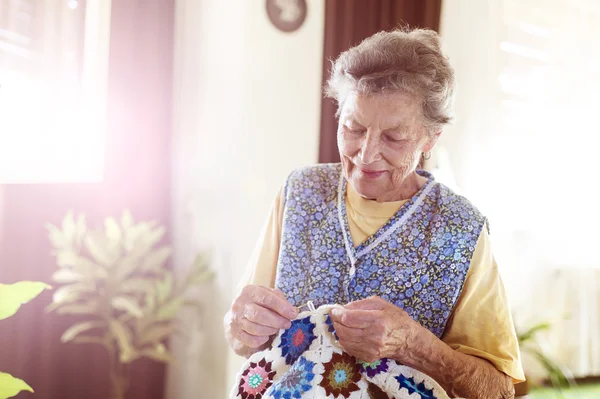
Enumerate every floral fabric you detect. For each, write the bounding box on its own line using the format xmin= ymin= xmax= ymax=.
xmin=230 ymin=304 xmax=454 ymax=399
xmin=276 ymin=164 xmax=486 ymax=338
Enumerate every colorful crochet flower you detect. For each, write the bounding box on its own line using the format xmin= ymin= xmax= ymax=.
xmin=366 ymin=382 xmax=391 ymax=399
xmin=278 ymin=316 xmax=316 ymax=365
xmin=237 ymin=358 xmax=276 ymax=399
xmin=324 ymin=314 xmax=339 ymax=340
xmin=269 ymin=357 xmax=316 ymax=399
xmin=359 ymin=358 xmax=389 ymax=378
xmin=395 ymin=374 xmax=436 ymax=399
xmin=321 ymin=352 xmax=361 ymax=398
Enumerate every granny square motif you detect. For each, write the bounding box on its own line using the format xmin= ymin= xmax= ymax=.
xmin=231 ymin=304 xmax=454 ymax=399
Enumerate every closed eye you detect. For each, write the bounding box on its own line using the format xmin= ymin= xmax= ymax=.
xmin=384 ymin=134 xmax=407 ymax=144
xmin=344 ymin=126 xmax=366 ymax=135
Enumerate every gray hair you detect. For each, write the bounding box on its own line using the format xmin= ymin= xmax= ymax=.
xmin=325 ymin=28 xmax=455 ymax=134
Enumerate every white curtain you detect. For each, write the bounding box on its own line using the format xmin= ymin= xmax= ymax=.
xmin=546 ymin=268 xmax=600 ymax=377
xmin=0 ymin=0 xmax=110 ymax=183
xmin=440 ymin=0 xmax=600 ymax=376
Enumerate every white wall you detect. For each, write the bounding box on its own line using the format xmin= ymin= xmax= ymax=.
xmin=168 ymin=1 xmax=324 ymax=398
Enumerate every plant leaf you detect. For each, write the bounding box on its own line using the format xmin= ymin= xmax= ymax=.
xmin=156 ymin=298 xmax=183 ymax=321
xmin=529 ymin=348 xmax=572 ymax=387
xmin=54 ymin=248 xmax=106 ymax=279
xmin=140 ymin=247 xmax=172 ymax=273
xmin=145 ymin=290 xmax=156 ymax=312
xmin=49 ymin=283 xmax=94 ymax=309
xmin=109 ymin=320 xmax=136 ymax=363
xmin=140 ymin=343 xmax=176 ymax=364
xmin=183 ymin=299 xmax=203 ymax=313
xmin=61 ymin=321 xmax=104 ymax=343
xmin=121 ymin=210 xmax=134 ymax=230
xmin=120 ymin=278 xmax=155 ymax=294
xmin=114 ymin=251 xmax=145 ymax=281
xmin=84 ymin=233 xmax=114 ymax=267
xmin=145 ymin=226 xmax=166 ymax=250
xmin=47 ymin=223 xmax=67 ymax=249
xmin=0 ymin=282 xmax=51 ymax=320
xmin=156 ymin=273 xmax=173 ymax=304
xmin=56 ymin=301 xmax=98 ymax=315
xmin=62 ymin=211 xmax=77 ymax=246
xmin=124 ymin=223 xmax=163 ymax=254
xmin=191 ymin=267 xmax=214 ymax=285
xmin=518 ymin=322 xmax=552 ymax=343
xmin=139 ymin=323 xmax=177 ymax=346
xmin=75 ymin=214 xmax=87 ymax=249
xmin=130 ymin=224 xmax=165 ymax=256
xmin=184 ymin=254 xmax=214 ymax=288
xmin=56 ymin=250 xmax=79 ymax=268
xmin=111 ymin=296 xmax=144 ymax=318
xmin=71 ymin=335 xmax=109 ymax=347
xmin=105 ymin=217 xmax=122 ymax=244
xmin=75 ymin=257 xmax=108 ymax=279
xmin=0 ymin=371 xmax=34 ymax=398
xmin=51 ymin=268 xmax=84 ymax=284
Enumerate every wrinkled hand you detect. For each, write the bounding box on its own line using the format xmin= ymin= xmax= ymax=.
xmin=329 ymin=296 xmax=418 ymax=363
xmin=224 ymin=285 xmax=298 ymax=357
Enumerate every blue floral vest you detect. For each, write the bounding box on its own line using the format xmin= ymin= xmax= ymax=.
xmin=275 ymin=164 xmax=486 ymax=338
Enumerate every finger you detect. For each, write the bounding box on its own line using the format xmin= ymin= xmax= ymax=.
xmin=251 ymin=287 xmax=298 ymax=319
xmin=234 ymin=329 xmax=270 ymax=349
xmin=239 ymin=317 xmax=280 ymax=336
xmin=344 ymin=296 xmax=387 ymax=311
xmin=243 ymin=303 xmax=293 ymax=329
xmin=337 ymin=340 xmax=376 ymax=363
xmin=331 ymin=308 xmax=378 ymax=328
xmin=270 ymin=288 xmax=288 ymax=300
xmin=332 ymin=321 xmax=363 ymax=343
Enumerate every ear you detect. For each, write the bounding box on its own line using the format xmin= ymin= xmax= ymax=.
xmin=423 ymin=130 xmax=442 ymax=152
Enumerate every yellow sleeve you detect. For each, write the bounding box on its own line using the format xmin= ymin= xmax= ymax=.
xmin=237 ymin=187 xmax=285 ymax=290
xmin=441 ymin=227 xmax=526 ymax=383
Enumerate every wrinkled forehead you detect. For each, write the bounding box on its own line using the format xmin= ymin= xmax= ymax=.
xmin=339 ymin=91 xmax=425 ymax=131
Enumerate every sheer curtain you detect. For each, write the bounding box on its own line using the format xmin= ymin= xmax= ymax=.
xmin=0 ymin=0 xmax=109 ymax=183
xmin=439 ymin=0 xmax=600 ymax=377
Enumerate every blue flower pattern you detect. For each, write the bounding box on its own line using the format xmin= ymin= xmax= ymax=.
xmin=268 ymin=357 xmax=316 ymax=399
xmin=395 ymin=375 xmax=436 ymax=399
xmin=278 ymin=317 xmax=317 ymax=365
xmin=324 ymin=314 xmax=338 ymax=340
xmin=276 ymin=164 xmax=486 ymax=337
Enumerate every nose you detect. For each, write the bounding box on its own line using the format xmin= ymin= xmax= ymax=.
xmin=359 ymin=131 xmax=382 ymax=164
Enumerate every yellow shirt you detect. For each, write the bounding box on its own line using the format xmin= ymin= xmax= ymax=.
xmin=242 ymin=184 xmax=525 ymax=383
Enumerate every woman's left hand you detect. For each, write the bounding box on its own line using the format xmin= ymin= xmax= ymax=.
xmin=329 ymin=296 xmax=420 ymax=363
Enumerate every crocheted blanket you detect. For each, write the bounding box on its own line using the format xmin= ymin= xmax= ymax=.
xmin=231 ymin=304 xmax=455 ymax=399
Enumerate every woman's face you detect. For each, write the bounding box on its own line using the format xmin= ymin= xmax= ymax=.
xmin=337 ymin=91 xmax=438 ymax=201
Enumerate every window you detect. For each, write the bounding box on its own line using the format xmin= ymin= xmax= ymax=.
xmin=441 ymin=0 xmax=600 ymax=376
xmin=0 ymin=0 xmax=111 ymax=183
xmin=441 ymin=0 xmax=600 ymax=264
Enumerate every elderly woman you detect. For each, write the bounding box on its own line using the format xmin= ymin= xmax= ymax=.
xmin=224 ymin=29 xmax=524 ymax=398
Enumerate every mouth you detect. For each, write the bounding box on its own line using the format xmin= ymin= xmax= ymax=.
xmin=358 ymin=168 xmax=386 ymax=178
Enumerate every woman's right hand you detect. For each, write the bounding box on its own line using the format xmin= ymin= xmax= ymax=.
xmin=224 ymin=285 xmax=298 ymax=357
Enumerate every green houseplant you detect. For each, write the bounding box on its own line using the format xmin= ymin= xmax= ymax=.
xmin=515 ymin=320 xmax=575 ymax=397
xmin=46 ymin=211 xmax=212 ymax=399
xmin=0 ymin=281 xmax=50 ymax=398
